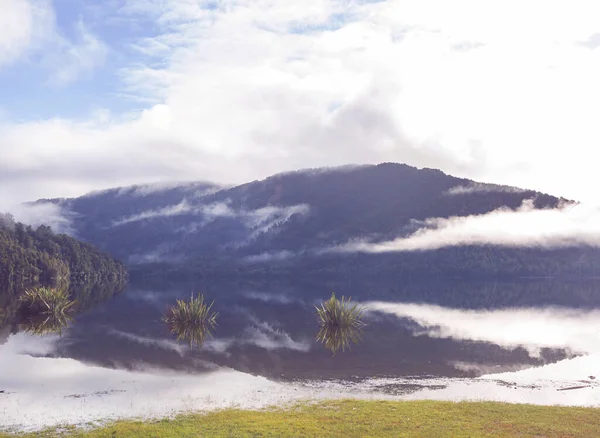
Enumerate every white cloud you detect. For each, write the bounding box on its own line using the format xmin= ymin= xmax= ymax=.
xmin=46 ymin=21 xmax=108 ymax=85
xmin=0 ymin=0 xmax=33 ymax=67
xmin=113 ymin=200 xmax=309 ymax=242
xmin=243 ymin=205 xmax=310 ymax=241
xmin=241 ymin=291 xmax=300 ymax=305
xmin=116 ymin=182 xmax=219 ymax=197
xmin=109 ymin=330 xmax=187 ymax=357
xmin=112 ymin=200 xmax=193 ymax=226
xmin=339 ymin=200 xmax=600 ymax=252
xmin=0 ymin=0 xmax=52 ymax=69
xmin=446 ymin=182 xmax=526 ymax=196
xmin=242 ymin=320 xmax=311 ymax=352
xmin=0 ymin=200 xmax=74 ymax=234
xmin=2 ymin=0 xmax=600 ymax=203
xmin=0 ymin=1 xmax=106 ymax=83
xmin=173 ymin=321 xmax=310 ymax=354
xmin=364 ymin=301 xmax=600 ymax=357
xmin=200 ymin=202 xmax=237 ymax=220
xmin=203 ymin=338 xmax=235 ymax=355
xmin=244 ymin=250 xmax=296 ymax=263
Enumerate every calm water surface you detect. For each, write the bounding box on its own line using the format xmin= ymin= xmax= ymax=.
xmin=40 ymin=277 xmax=600 ymax=381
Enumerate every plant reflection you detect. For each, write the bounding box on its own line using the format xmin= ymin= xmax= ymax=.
xmin=316 ymin=293 xmax=366 ymax=355
xmin=17 ymin=287 xmax=76 ymax=335
xmin=163 ymin=293 xmax=218 ymax=348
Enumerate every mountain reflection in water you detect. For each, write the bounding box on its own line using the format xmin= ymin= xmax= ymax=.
xmin=18 ymin=277 xmax=598 ymax=381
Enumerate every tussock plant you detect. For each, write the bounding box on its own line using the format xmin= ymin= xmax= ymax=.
xmin=316 ymin=292 xmax=366 ymax=355
xmin=18 ymin=287 xmax=76 ymax=335
xmin=163 ymin=293 xmax=218 ymax=348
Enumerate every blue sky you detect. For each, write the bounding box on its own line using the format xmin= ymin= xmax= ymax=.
xmin=2 ymin=0 xmax=600 ymax=208
xmin=0 ymin=0 xmax=160 ymax=121
xmin=0 ymin=0 xmax=359 ymax=121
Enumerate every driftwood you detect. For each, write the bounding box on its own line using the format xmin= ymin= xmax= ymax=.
xmin=557 ymin=385 xmax=590 ymax=392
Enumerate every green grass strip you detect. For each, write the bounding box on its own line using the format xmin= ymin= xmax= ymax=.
xmin=4 ymin=400 xmax=600 ymax=437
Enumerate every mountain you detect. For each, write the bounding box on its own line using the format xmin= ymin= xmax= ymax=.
xmin=35 ymin=162 xmax=594 ymax=279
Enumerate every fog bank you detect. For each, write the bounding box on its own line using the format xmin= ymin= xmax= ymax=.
xmin=342 ymin=200 xmax=600 ymax=252
xmin=364 ymin=301 xmax=600 ymax=357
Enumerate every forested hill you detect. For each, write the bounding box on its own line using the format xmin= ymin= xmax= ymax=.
xmin=37 ymin=163 xmax=569 ymax=266
xmin=32 ymin=162 xmax=600 ymax=279
xmin=0 ymin=213 xmax=128 ymax=294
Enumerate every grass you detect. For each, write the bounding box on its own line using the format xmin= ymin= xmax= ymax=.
xmin=17 ymin=287 xmax=75 ymax=335
xmin=4 ymin=400 xmax=600 ymax=437
xmin=162 ymin=293 xmax=218 ymax=348
xmin=316 ymin=292 xmax=366 ymax=355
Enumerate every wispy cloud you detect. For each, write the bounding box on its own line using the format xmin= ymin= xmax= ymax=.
xmin=46 ymin=21 xmax=108 ymax=85
xmin=244 ymin=205 xmax=310 ymax=238
xmin=243 ymin=251 xmax=296 ymax=263
xmin=241 ymin=290 xmax=300 ymax=305
xmin=112 ymin=200 xmax=234 ymax=227
xmin=109 ymin=330 xmax=187 ymax=357
xmin=337 ymin=200 xmax=600 ymax=252
xmin=0 ymin=0 xmax=53 ymax=69
xmin=124 ymin=290 xmax=167 ymax=308
xmin=445 ymin=182 xmax=526 ymax=196
xmin=0 ymin=1 xmax=107 ymax=84
xmin=243 ymin=320 xmax=311 ymax=352
xmin=365 ymin=301 xmax=600 ymax=357
xmin=450 ymin=361 xmax=532 ymax=375
xmin=203 ymin=338 xmax=235 ymax=355
xmin=127 ymin=244 xmax=184 ymax=264
xmin=112 ymin=200 xmax=309 ymax=236
xmin=116 ymin=182 xmax=219 ymax=198
xmin=113 ymin=200 xmax=193 ymax=226
xmin=203 ymin=315 xmax=311 ymax=354
xmin=0 ymin=200 xmax=74 ymax=234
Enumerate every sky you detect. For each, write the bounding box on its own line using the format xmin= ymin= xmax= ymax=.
xmin=2 ymin=0 xmax=600 ymax=206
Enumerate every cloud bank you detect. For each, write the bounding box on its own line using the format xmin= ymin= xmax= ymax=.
xmin=365 ymin=301 xmax=600 ymax=357
xmin=340 ymin=200 xmax=600 ymax=252
xmin=0 ymin=200 xmax=74 ymax=234
xmin=4 ymin=1 xmax=600 ymax=204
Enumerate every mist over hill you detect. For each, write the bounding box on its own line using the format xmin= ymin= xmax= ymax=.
xmin=34 ymin=163 xmax=599 ymax=279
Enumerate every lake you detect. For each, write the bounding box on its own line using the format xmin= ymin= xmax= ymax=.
xmin=27 ymin=277 xmax=600 ymax=378
xmin=3 ymin=277 xmax=600 ymax=430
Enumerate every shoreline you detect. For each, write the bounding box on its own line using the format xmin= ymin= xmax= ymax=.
xmin=2 ymin=335 xmax=600 ymax=433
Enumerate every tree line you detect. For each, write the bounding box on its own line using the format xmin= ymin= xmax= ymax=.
xmin=0 ymin=212 xmax=128 ymax=334
xmin=0 ymin=212 xmax=127 ymax=293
